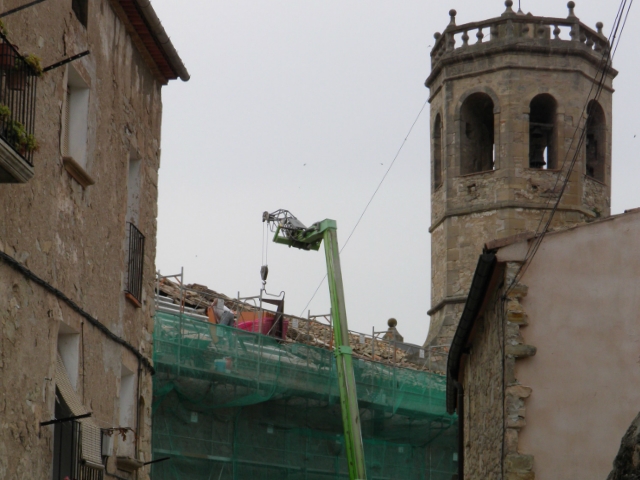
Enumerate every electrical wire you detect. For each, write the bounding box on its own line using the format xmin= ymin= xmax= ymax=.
xmin=504 ymin=0 xmax=632 ymax=297
xmin=498 ymin=4 xmax=633 ymax=477
xmin=0 ymin=250 xmax=155 ymax=374
xmin=299 ymin=97 xmax=430 ymax=316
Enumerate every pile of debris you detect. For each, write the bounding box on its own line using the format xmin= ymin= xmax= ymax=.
xmin=156 ymin=277 xmax=442 ymax=372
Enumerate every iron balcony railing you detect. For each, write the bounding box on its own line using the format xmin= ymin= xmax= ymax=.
xmin=126 ymin=222 xmax=145 ymax=304
xmin=52 ymin=420 xmax=104 ymax=480
xmin=0 ymin=32 xmax=38 ymax=166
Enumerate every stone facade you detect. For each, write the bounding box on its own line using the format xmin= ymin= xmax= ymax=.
xmin=460 ymin=262 xmax=536 ymax=479
xmin=0 ymin=1 xmax=186 ymax=478
xmin=426 ymin=2 xmax=615 ymax=351
xmin=461 ymin=285 xmax=504 ymax=479
xmin=449 ymin=208 xmax=640 ymax=478
xmin=607 ymin=411 xmax=640 ymax=480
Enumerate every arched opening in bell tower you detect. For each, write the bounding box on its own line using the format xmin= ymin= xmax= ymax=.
xmin=529 ymin=94 xmax=558 ymax=169
xmin=460 ymin=93 xmax=495 ymax=175
xmin=433 ymin=114 xmax=443 ymax=189
xmin=586 ymin=100 xmax=606 ymax=183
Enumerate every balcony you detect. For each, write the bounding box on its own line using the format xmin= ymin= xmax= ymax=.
xmin=0 ymin=34 xmax=38 ymax=183
xmin=125 ymin=222 xmax=145 ymax=306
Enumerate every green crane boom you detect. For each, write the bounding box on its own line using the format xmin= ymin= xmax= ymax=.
xmin=263 ymin=210 xmax=367 ymax=480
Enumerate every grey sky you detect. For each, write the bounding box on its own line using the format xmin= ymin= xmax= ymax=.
xmin=152 ymin=0 xmax=640 ymax=344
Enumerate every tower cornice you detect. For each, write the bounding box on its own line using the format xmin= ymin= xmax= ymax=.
xmin=427 ymin=2 xmax=616 ymax=88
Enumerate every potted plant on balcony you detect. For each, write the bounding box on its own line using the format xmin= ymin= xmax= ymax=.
xmin=7 ymin=119 xmax=37 ymax=154
xmin=8 ymin=54 xmax=42 ymax=91
xmin=0 ymin=43 xmax=17 ymax=70
xmin=24 ymin=54 xmax=43 ymax=77
xmin=0 ymin=21 xmax=16 ymax=70
xmin=0 ymin=104 xmax=11 ymax=120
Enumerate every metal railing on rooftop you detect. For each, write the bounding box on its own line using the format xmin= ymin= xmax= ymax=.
xmin=155 ymin=277 xmax=448 ymax=371
xmin=0 ymin=33 xmax=38 ymax=166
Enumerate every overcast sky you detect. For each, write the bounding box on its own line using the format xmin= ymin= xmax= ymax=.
xmin=151 ymin=0 xmax=640 ymax=345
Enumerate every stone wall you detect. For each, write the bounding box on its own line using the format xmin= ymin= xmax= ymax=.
xmin=461 ymin=285 xmax=504 ymax=479
xmin=427 ymin=36 xmax=614 ymax=348
xmin=426 ymin=204 xmax=592 ymax=348
xmin=426 ymin=57 xmax=611 ymax=344
xmin=607 ymin=411 xmax=640 ymax=480
xmin=461 ymin=262 xmax=536 ymax=480
xmin=583 ymin=175 xmax=610 ymax=216
xmin=0 ymin=0 xmax=166 ymax=478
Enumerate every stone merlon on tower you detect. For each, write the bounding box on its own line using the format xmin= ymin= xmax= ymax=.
xmin=425 ymin=1 xmax=616 ymax=354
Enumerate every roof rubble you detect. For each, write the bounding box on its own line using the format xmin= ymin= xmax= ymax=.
xmin=156 ymin=277 xmax=443 ymax=373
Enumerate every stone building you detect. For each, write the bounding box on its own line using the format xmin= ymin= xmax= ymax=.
xmin=0 ymin=1 xmax=187 ymax=479
xmin=425 ymin=1 xmax=615 ymax=353
xmin=447 ymin=209 xmax=640 ymax=479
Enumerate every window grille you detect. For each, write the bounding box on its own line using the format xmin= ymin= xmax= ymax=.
xmin=125 ymin=222 xmax=145 ymax=304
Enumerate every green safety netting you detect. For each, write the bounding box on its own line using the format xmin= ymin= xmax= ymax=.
xmin=152 ymin=311 xmax=457 ymax=479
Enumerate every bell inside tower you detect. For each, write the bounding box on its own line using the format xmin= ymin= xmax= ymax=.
xmin=425 ymin=0 xmax=615 ymax=353
xmin=460 ymin=93 xmax=494 ymax=175
xmin=529 ymin=94 xmax=557 ymax=169
xmin=586 ymin=100 xmax=606 ymax=182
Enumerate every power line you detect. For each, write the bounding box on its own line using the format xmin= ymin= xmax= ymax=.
xmin=504 ymin=0 xmax=632 ymax=296
xmin=299 ymin=97 xmax=430 ymax=316
xmin=499 ymin=9 xmax=633 ymax=476
xmin=0 ymin=250 xmax=155 ymax=374
xmin=525 ymin=2 xmax=625 ymax=243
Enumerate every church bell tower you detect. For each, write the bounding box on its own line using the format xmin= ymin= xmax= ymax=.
xmin=426 ymin=1 xmax=616 ymax=351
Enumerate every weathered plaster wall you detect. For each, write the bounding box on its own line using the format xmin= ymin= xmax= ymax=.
xmin=517 ymin=211 xmax=640 ymax=479
xmin=0 ymin=0 xmax=165 ymax=478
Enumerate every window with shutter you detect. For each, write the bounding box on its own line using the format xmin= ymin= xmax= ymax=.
xmin=61 ymin=66 xmax=94 ymax=187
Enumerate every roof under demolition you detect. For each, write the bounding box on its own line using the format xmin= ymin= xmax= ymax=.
xmin=156 ymin=278 xmax=440 ymax=373
xmin=151 ymin=280 xmax=457 ymax=478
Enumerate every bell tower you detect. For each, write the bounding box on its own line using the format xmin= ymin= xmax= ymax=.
xmin=426 ymin=1 xmax=616 ymax=351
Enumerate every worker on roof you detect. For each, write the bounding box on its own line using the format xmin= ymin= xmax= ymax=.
xmin=208 ymin=299 xmax=236 ymax=327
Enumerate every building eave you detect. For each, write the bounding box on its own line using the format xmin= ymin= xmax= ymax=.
xmin=445 ymin=252 xmax=497 ymax=414
xmin=111 ymin=0 xmax=190 ymax=84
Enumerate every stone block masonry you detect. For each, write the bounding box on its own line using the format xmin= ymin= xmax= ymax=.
xmin=0 ymin=0 xmax=187 ymax=478
xmin=461 ymin=261 xmax=537 ymax=479
xmin=426 ymin=2 xmax=615 ymax=352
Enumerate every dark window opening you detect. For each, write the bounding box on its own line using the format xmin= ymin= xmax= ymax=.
xmin=460 ymin=93 xmax=495 ymax=175
xmin=72 ymin=0 xmax=88 ymax=27
xmin=52 ymin=388 xmax=76 ymax=480
xmin=586 ymin=100 xmax=606 ymax=182
xmin=433 ymin=114 xmax=443 ymax=189
xmin=529 ymin=94 xmax=557 ymax=169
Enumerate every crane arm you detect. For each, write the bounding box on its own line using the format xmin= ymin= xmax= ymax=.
xmin=263 ymin=210 xmax=367 ymax=480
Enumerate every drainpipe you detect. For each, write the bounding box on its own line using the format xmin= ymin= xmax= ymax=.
xmin=453 ymin=379 xmax=464 ymax=480
xmin=135 ymin=358 xmax=142 ymax=479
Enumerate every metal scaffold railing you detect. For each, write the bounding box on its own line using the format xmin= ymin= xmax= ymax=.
xmin=151 ymin=306 xmax=458 ymax=480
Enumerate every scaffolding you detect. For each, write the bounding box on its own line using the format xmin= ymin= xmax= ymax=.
xmin=155 ymin=276 xmax=450 ymax=372
xmin=152 ymin=306 xmax=458 ymax=479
